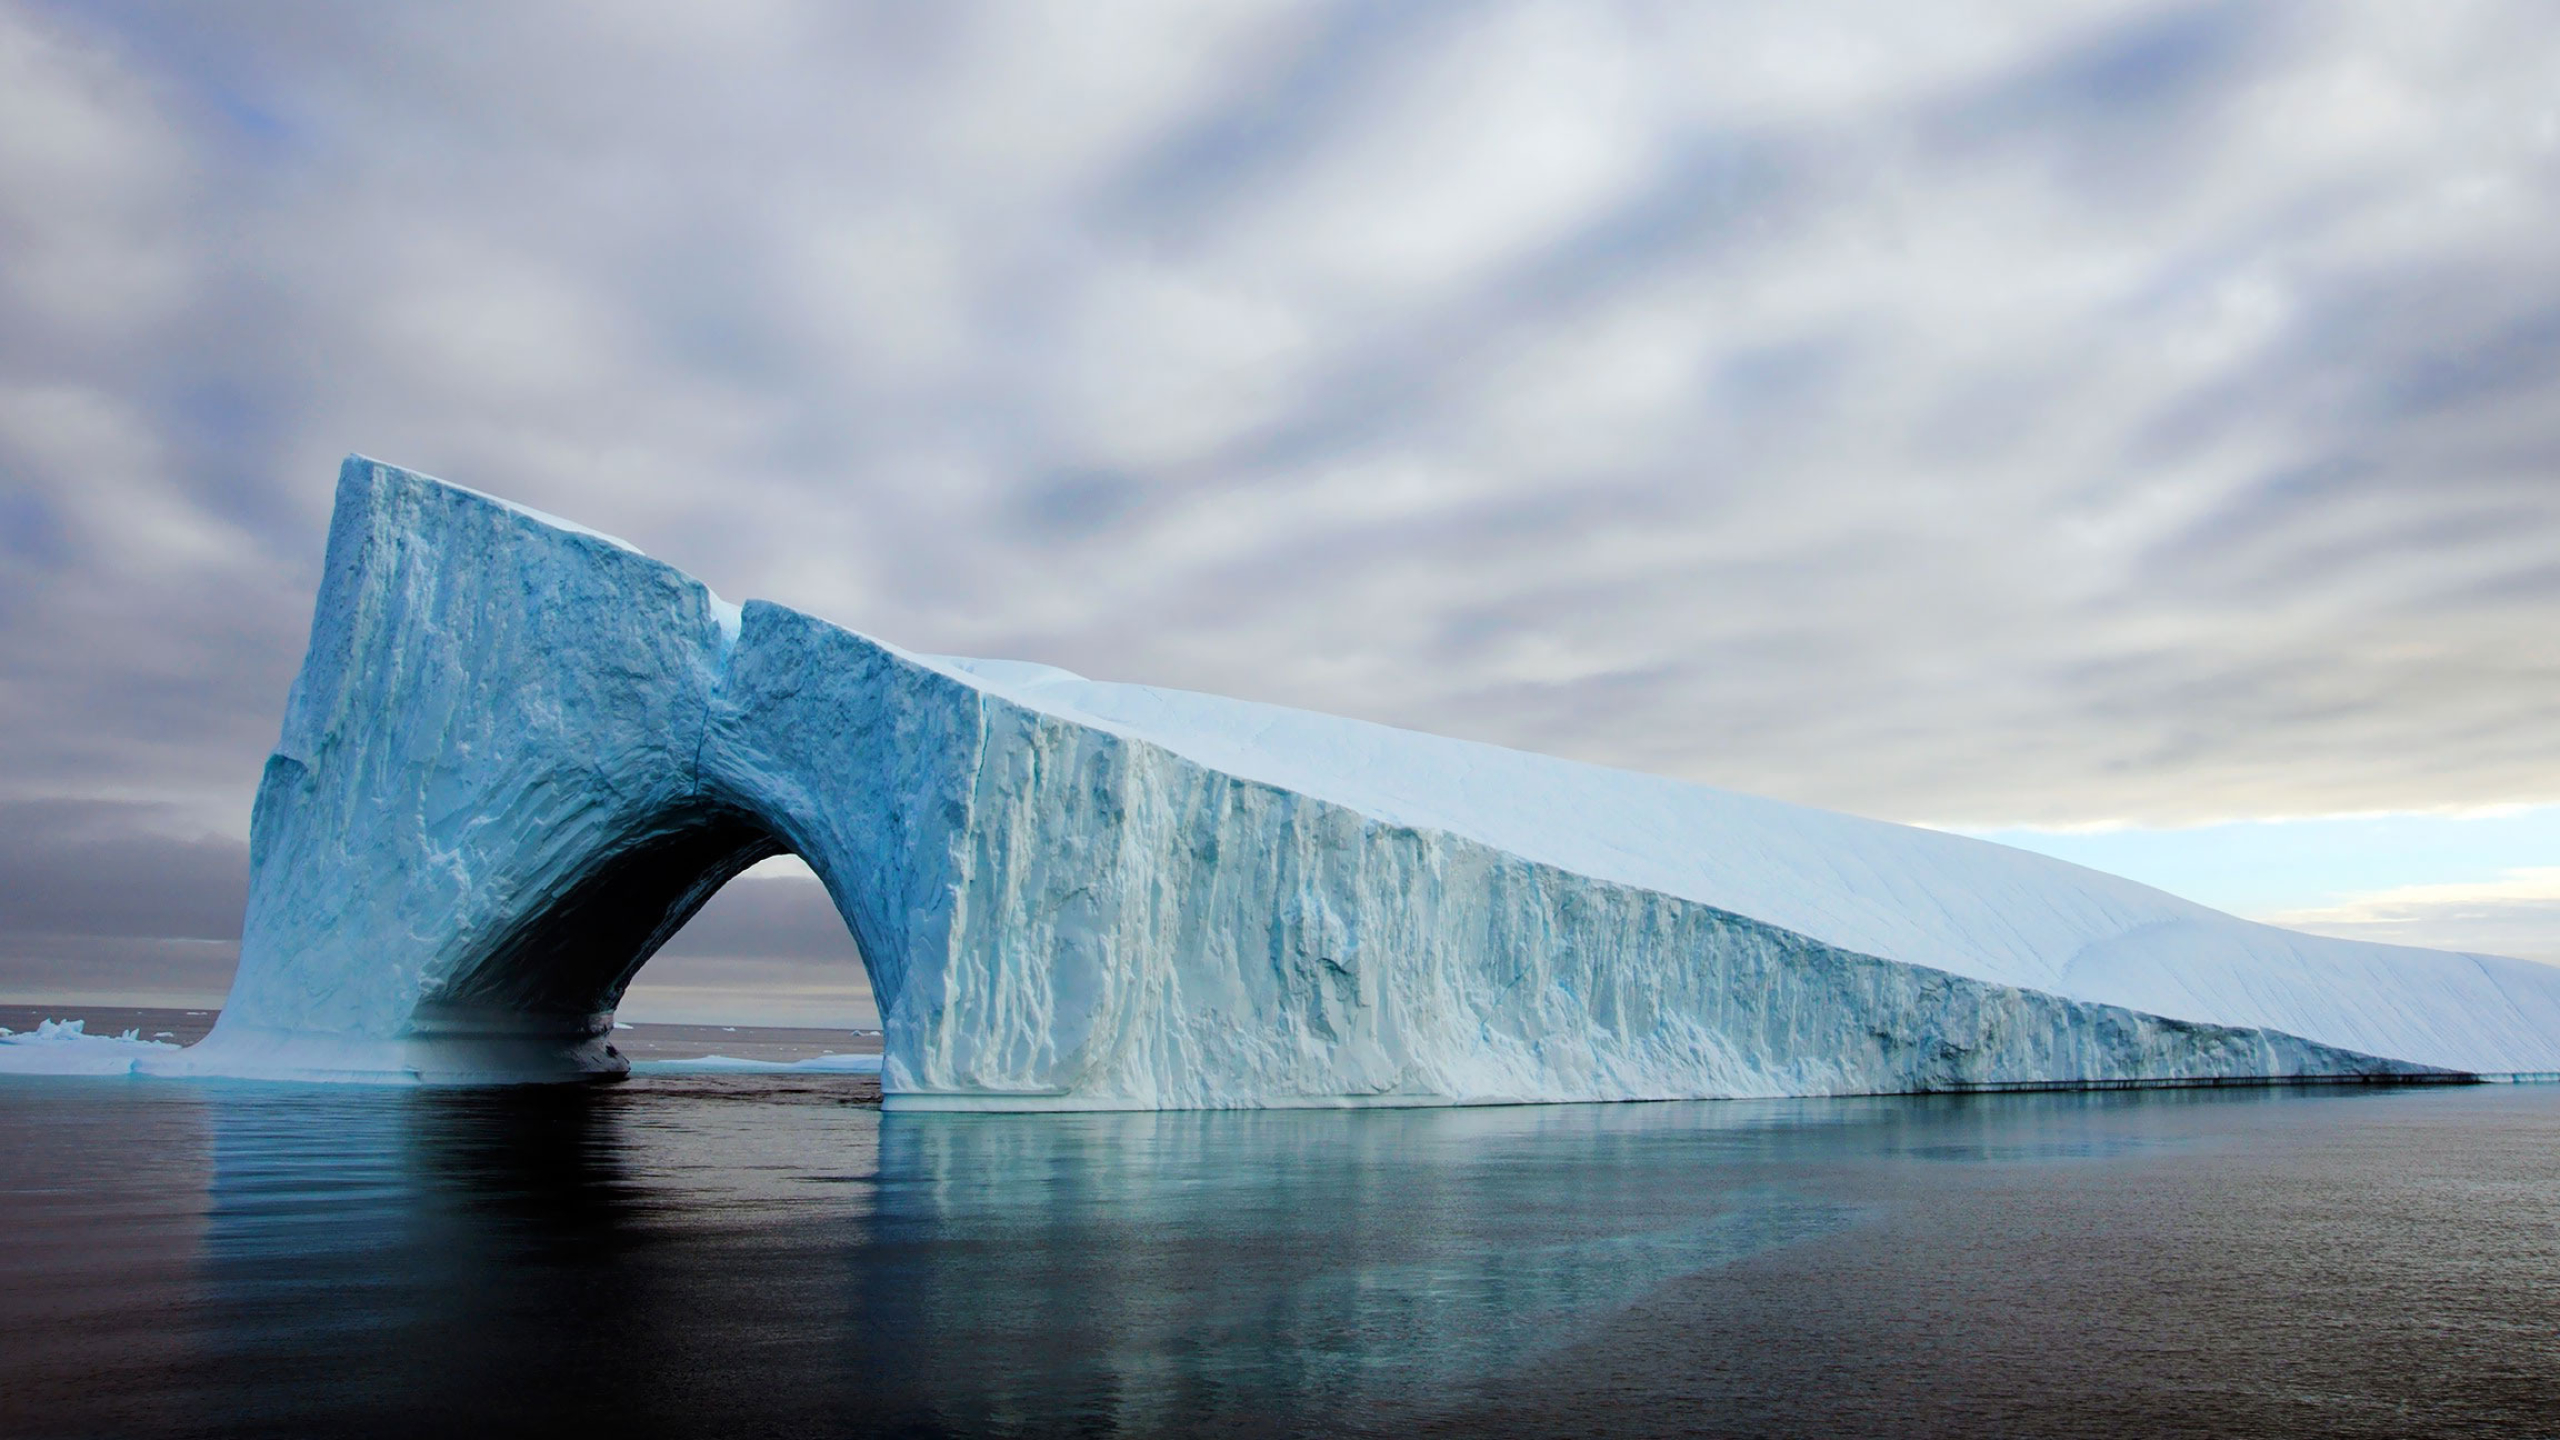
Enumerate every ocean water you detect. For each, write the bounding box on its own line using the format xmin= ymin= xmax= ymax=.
xmin=2 ymin=1070 xmax=2555 ymax=1438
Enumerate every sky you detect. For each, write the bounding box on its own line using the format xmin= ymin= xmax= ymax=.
xmin=2 ymin=0 xmax=2554 ymax=1025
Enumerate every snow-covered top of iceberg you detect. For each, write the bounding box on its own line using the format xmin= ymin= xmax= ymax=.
xmin=436 ymin=476 xmax=646 ymax=554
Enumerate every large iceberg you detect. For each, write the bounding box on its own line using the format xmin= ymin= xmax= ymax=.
xmin=151 ymin=459 xmax=2560 ymax=1104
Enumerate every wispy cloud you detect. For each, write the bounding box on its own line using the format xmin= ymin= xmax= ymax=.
xmin=2268 ymin=868 xmax=2560 ymax=962
xmin=4 ymin=1 xmax=2557 ymax=1013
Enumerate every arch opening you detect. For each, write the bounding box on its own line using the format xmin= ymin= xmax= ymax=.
xmin=620 ymin=852 xmax=883 ymax=1032
xmin=413 ymin=802 xmax=873 ymax=1052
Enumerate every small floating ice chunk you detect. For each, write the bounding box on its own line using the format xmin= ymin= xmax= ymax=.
xmin=0 ymin=1019 xmax=181 ymax=1077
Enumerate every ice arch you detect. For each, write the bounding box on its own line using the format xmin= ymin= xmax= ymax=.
xmin=159 ymin=458 xmax=2560 ymax=1101
xmin=182 ymin=461 xmax=972 ymax=1082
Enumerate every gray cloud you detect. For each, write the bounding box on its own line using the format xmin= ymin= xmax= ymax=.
xmin=4 ymin=0 xmax=2558 ymax=1019
xmin=0 ymin=800 xmax=245 ymax=940
xmin=0 ymin=800 xmax=245 ymax=1004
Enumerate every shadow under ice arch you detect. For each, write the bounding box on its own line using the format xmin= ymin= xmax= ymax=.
xmin=159 ymin=457 xmax=2560 ymax=1102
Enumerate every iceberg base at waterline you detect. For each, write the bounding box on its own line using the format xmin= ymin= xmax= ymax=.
xmin=111 ymin=458 xmax=2560 ymax=1106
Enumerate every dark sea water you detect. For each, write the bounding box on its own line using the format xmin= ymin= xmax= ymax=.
xmin=2 ymin=1062 xmax=2556 ymax=1439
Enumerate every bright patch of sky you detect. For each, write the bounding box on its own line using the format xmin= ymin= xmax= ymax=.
xmin=1961 ymin=805 xmax=2560 ymax=961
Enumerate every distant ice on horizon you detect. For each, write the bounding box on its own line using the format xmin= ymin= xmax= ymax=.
xmin=0 ymin=1020 xmax=179 ymax=1077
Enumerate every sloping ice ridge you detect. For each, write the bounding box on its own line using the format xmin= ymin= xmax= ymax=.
xmin=963 ymin=662 xmax=2560 ymax=1076
xmin=142 ymin=458 xmax=2560 ymax=1104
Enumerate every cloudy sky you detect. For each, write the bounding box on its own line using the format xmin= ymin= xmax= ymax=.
xmin=4 ymin=0 xmax=2555 ymax=1023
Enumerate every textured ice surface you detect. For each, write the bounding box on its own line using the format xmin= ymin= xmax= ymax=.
xmin=145 ymin=459 xmax=2560 ymax=1103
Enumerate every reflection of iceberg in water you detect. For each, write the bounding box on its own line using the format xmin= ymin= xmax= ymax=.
xmin=860 ymin=1105 xmax=1856 ymax=1423
xmin=192 ymin=1084 xmax=881 ymax=1431
xmin=176 ymin=1081 xmax=1886 ymax=1431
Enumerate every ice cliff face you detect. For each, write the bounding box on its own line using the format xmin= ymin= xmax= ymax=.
xmin=154 ymin=459 xmax=2560 ymax=1102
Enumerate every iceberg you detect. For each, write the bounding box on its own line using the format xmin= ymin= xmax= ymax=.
xmin=145 ymin=458 xmax=2560 ymax=1104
